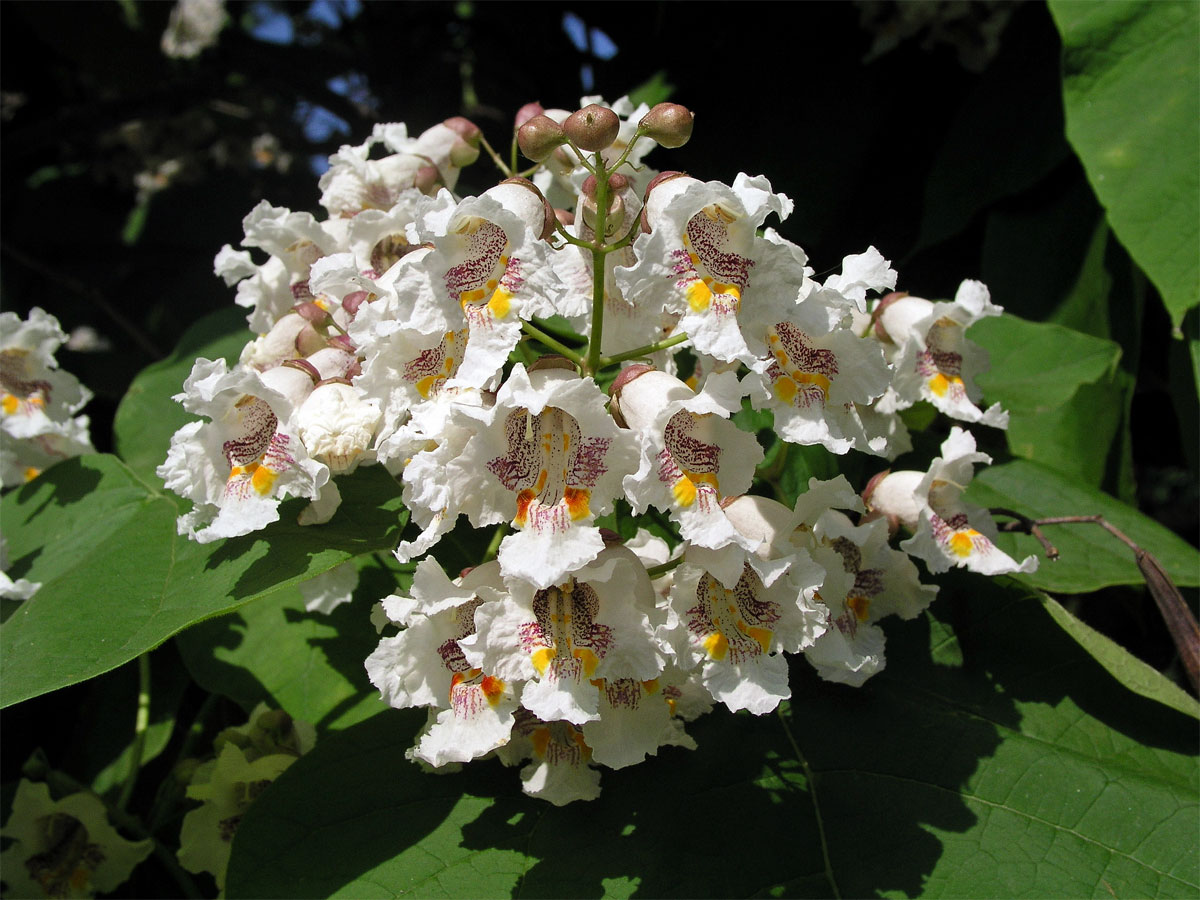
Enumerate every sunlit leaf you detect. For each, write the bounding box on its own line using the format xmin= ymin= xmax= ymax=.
xmin=0 ymin=455 xmax=406 ymax=708
xmin=113 ymin=305 xmax=249 ymax=485
xmin=1049 ymin=0 xmax=1200 ymax=328
xmin=966 ymin=459 xmax=1200 ymax=593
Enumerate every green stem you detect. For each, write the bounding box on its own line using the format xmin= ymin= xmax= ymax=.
xmin=585 ymin=152 xmax=611 ymax=376
xmin=645 ymin=556 xmax=683 ymax=579
xmin=116 ymin=653 xmax=152 ymax=813
xmin=776 ymin=705 xmax=841 ymax=900
xmin=478 ymin=133 xmax=512 ymax=179
xmin=521 ymin=321 xmax=584 ymax=367
xmin=598 ymin=332 xmax=690 ymax=369
xmin=483 ymin=524 xmax=507 ymax=562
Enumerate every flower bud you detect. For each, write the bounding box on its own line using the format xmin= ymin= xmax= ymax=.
xmin=862 ymin=469 xmax=924 ymax=531
xmin=554 ymin=208 xmax=575 ymax=227
xmin=448 ymin=136 xmax=480 ymax=168
xmin=295 ymin=382 xmax=382 ymax=475
xmin=608 ymin=366 xmax=693 ymax=432
xmin=639 ymin=102 xmax=694 ymax=148
xmin=341 ymin=290 xmax=370 ymax=317
xmin=563 ymin=104 xmax=619 ymax=153
xmin=871 ymin=291 xmax=912 ymax=342
xmin=517 ymin=115 xmax=566 ymax=162
xmin=500 ymin=176 xmax=557 ymax=240
xmin=442 ymin=115 xmax=481 ymax=146
xmin=514 ymin=101 xmax=544 ymax=130
xmin=580 ymin=190 xmax=625 ymax=238
xmin=414 ymin=164 xmax=442 ymax=195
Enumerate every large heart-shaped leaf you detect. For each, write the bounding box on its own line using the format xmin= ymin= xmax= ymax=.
xmin=225 ymin=577 xmax=1198 ymax=898
xmin=0 ymin=455 xmax=406 ymax=708
xmin=1049 ymin=0 xmax=1200 ymax=328
xmin=112 ymin=305 xmax=250 ymax=485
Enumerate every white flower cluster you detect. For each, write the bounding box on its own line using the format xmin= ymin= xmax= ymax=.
xmin=162 ymin=97 xmax=1035 ymax=804
xmin=0 ymin=308 xmax=95 ymax=490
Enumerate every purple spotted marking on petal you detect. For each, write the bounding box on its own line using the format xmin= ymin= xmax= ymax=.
xmin=222 ymin=398 xmax=278 ymax=468
xmin=685 ymin=210 xmax=753 ymax=289
xmin=443 ymin=221 xmax=508 ymax=298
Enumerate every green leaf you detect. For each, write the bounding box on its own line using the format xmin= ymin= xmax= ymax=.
xmin=974 ymin=315 xmax=1132 ymax=489
xmin=226 ymin=578 xmax=1198 ymax=898
xmin=0 ymin=455 xmax=406 ymax=708
xmin=113 ymin=305 xmax=249 ymax=485
xmin=1049 ymin=0 xmax=1200 ymax=328
xmin=975 ymin=315 xmax=1120 ymax=411
xmin=1037 ymin=590 xmax=1199 ymax=720
xmin=966 ymin=459 xmax=1200 ymax=593
xmin=176 ymin=554 xmax=412 ymax=732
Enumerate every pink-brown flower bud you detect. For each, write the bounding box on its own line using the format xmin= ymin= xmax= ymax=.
xmin=639 ymin=102 xmax=694 ymax=148
xmin=563 ymin=104 xmax=619 ymax=152
xmin=443 ymin=116 xmax=481 ymax=146
xmin=414 ymin=164 xmax=442 ymax=195
xmin=517 ymin=115 xmax=566 ymax=162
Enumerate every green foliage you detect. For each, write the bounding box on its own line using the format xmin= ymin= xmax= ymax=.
xmin=224 ymin=580 xmax=1199 ymax=899
xmin=1037 ymin=591 xmax=1199 ymax=720
xmin=113 ymin=305 xmax=250 ymax=485
xmin=1049 ymin=0 xmax=1200 ymax=329
xmin=967 ymin=460 xmax=1200 ymax=594
xmin=974 ymin=314 xmax=1132 ymax=489
xmin=176 ymin=555 xmax=412 ymax=733
xmin=0 ymin=455 xmax=406 ymax=708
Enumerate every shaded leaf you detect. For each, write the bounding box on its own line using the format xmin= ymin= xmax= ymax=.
xmin=966 ymin=459 xmax=1200 ymax=593
xmin=226 ymin=580 xmax=1198 ymax=899
xmin=1049 ymin=0 xmax=1200 ymax=328
xmin=0 ymin=455 xmax=406 ymax=708
xmin=177 ymin=554 xmax=412 ymax=733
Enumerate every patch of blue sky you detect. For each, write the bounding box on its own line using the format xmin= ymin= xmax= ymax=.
xmin=248 ymin=1 xmax=294 ymax=44
xmin=295 ymin=100 xmax=350 ymax=143
xmin=307 ymin=0 xmax=362 ymax=29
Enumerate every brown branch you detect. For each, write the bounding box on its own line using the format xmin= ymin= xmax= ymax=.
xmin=991 ymin=509 xmax=1200 ymax=696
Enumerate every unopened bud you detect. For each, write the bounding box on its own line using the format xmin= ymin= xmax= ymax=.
xmin=872 ymin=292 xmax=909 ymax=342
xmin=554 ymin=208 xmax=575 ymax=227
xmin=295 ymin=323 xmax=329 ymax=357
xmin=341 ymin=290 xmax=370 ymax=317
xmin=414 ymin=164 xmax=442 ymax=195
xmin=581 ymin=190 xmax=625 ymax=238
xmin=563 ymin=104 xmax=619 ymax=152
xmin=448 ymin=136 xmax=480 ymax=168
xmin=528 ymin=355 xmax=577 ymax=373
xmin=639 ymin=102 xmax=694 ymax=148
xmin=294 ymin=301 xmax=331 ymax=324
xmin=442 ymin=116 xmax=481 ymax=146
xmin=517 ymin=115 xmax=566 ymax=162
xmin=500 ymin=176 xmax=556 ymax=240
xmin=514 ymin=101 xmax=545 ymax=130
